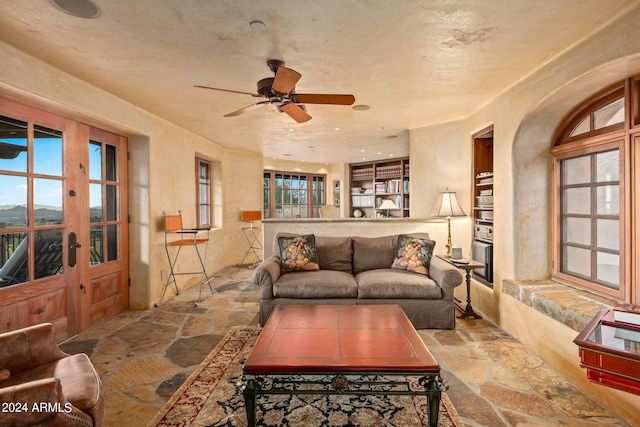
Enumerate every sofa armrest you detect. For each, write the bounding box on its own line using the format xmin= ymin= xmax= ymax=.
xmin=251 ymin=256 xmax=282 ymax=300
xmin=0 ymin=323 xmax=69 ymax=376
xmin=0 ymin=378 xmax=94 ymax=426
xmin=429 ymin=256 xmax=463 ymax=290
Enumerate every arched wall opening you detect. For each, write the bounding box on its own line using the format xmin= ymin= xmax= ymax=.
xmin=511 ymin=54 xmax=640 ymax=280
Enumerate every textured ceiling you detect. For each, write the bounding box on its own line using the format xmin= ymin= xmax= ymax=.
xmin=1 ymin=0 xmax=637 ymax=163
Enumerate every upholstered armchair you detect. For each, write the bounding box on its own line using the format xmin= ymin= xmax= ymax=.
xmin=0 ymin=323 xmax=104 ymax=426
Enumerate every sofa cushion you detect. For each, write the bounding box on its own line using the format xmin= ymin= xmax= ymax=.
xmin=391 ymin=234 xmax=436 ymax=276
xmin=355 ymin=269 xmax=442 ymax=299
xmin=316 ymin=236 xmax=353 ymax=273
xmin=273 ymin=270 xmax=358 ymax=298
xmin=352 ymin=235 xmax=398 ymax=273
xmin=352 ymin=233 xmax=431 ymax=274
xmin=277 ymin=234 xmax=320 ymax=272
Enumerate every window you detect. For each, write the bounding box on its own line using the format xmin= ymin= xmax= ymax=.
xmin=558 ymin=148 xmax=621 ymax=288
xmin=552 ymin=79 xmax=634 ymax=301
xmin=263 ymin=171 xmax=325 ymax=219
xmin=196 ymin=158 xmax=211 ymax=228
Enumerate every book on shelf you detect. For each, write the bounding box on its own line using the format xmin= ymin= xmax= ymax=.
xmin=613 ymin=302 xmax=640 ymax=326
xmin=602 ymin=309 xmax=640 ymax=333
xmin=375 ymin=164 xmax=402 ymax=178
xmin=351 ymin=194 xmax=374 ymax=206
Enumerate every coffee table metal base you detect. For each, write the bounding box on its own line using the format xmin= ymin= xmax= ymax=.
xmin=240 ymin=372 xmax=448 ymax=427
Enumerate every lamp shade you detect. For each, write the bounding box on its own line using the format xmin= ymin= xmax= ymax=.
xmin=378 ymin=199 xmax=398 ymax=210
xmin=432 ymin=190 xmax=466 ymax=218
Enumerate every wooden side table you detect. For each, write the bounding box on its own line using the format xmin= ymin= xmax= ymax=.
xmin=437 ymin=255 xmax=483 ymax=319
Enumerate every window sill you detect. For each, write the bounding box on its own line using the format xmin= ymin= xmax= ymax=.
xmin=501 ymin=278 xmax=617 ymax=332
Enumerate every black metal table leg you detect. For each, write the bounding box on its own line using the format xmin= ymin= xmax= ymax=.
xmin=243 ymin=376 xmax=257 ymax=426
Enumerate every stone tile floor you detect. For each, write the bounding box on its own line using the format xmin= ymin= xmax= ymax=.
xmin=61 ymin=266 xmax=630 ymax=426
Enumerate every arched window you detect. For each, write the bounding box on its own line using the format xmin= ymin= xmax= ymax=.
xmin=551 ymin=78 xmax=640 ymax=303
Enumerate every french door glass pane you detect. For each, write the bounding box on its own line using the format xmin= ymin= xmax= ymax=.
xmin=89 ymin=141 xmax=102 ymax=181
xmin=33 ymin=125 xmax=62 ymax=176
xmin=90 ymin=183 xmax=103 ymax=222
xmin=106 ymin=184 xmax=117 ymax=222
xmin=90 ymin=226 xmax=103 ymax=265
xmin=107 ymin=224 xmax=118 ymax=262
xmin=0 ymin=233 xmax=28 ymax=285
xmin=105 ymin=144 xmax=117 ymax=182
xmin=34 ymin=178 xmax=63 ymax=226
xmin=34 ymin=229 xmax=63 ymax=280
xmin=0 ymin=115 xmax=27 ymax=173
xmin=0 ymin=175 xmax=27 ymax=228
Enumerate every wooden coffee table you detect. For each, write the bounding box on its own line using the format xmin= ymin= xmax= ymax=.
xmin=241 ymin=304 xmax=448 ymax=427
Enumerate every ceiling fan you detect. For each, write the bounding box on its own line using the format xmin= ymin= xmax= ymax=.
xmin=194 ymin=60 xmax=355 ymax=123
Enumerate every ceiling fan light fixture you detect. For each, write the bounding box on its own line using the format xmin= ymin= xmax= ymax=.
xmin=49 ymin=0 xmax=101 ymax=18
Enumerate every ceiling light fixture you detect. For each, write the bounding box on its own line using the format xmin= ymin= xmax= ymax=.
xmin=249 ymin=20 xmax=266 ymax=29
xmin=352 ymin=105 xmax=370 ymax=111
xmin=49 ymin=0 xmax=101 ymax=18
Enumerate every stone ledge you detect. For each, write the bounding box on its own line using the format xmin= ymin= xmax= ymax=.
xmin=502 ymin=279 xmax=616 ymax=332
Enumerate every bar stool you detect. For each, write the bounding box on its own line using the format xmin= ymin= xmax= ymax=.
xmin=239 ymin=211 xmax=263 ymax=268
xmin=157 ymin=211 xmax=215 ymax=307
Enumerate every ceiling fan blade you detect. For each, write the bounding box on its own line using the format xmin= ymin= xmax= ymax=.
xmin=272 ymin=66 xmax=302 ymax=94
xmin=224 ymin=101 xmax=270 ymax=117
xmin=281 ymin=103 xmax=312 ymax=123
xmin=194 ymin=85 xmax=262 ymax=97
xmin=290 ymin=94 xmax=356 ymax=105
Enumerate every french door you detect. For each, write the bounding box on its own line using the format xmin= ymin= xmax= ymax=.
xmin=0 ymin=98 xmax=128 ymax=340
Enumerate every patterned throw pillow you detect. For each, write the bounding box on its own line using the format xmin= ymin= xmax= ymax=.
xmin=390 ymin=235 xmax=436 ymax=276
xmin=278 ymin=235 xmax=320 ymax=273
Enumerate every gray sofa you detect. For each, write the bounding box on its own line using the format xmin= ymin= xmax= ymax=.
xmin=252 ymin=233 xmax=463 ymax=329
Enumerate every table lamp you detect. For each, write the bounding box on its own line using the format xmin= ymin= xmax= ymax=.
xmin=432 ymin=189 xmax=466 ymax=257
xmin=378 ymin=199 xmax=398 ymax=217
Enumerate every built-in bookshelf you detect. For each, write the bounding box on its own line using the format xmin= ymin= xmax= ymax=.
xmin=349 ymin=158 xmax=410 ymax=218
xmin=472 ymin=129 xmax=494 ymax=284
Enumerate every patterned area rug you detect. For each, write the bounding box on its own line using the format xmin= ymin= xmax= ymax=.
xmin=148 ymin=327 xmax=465 ymax=427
